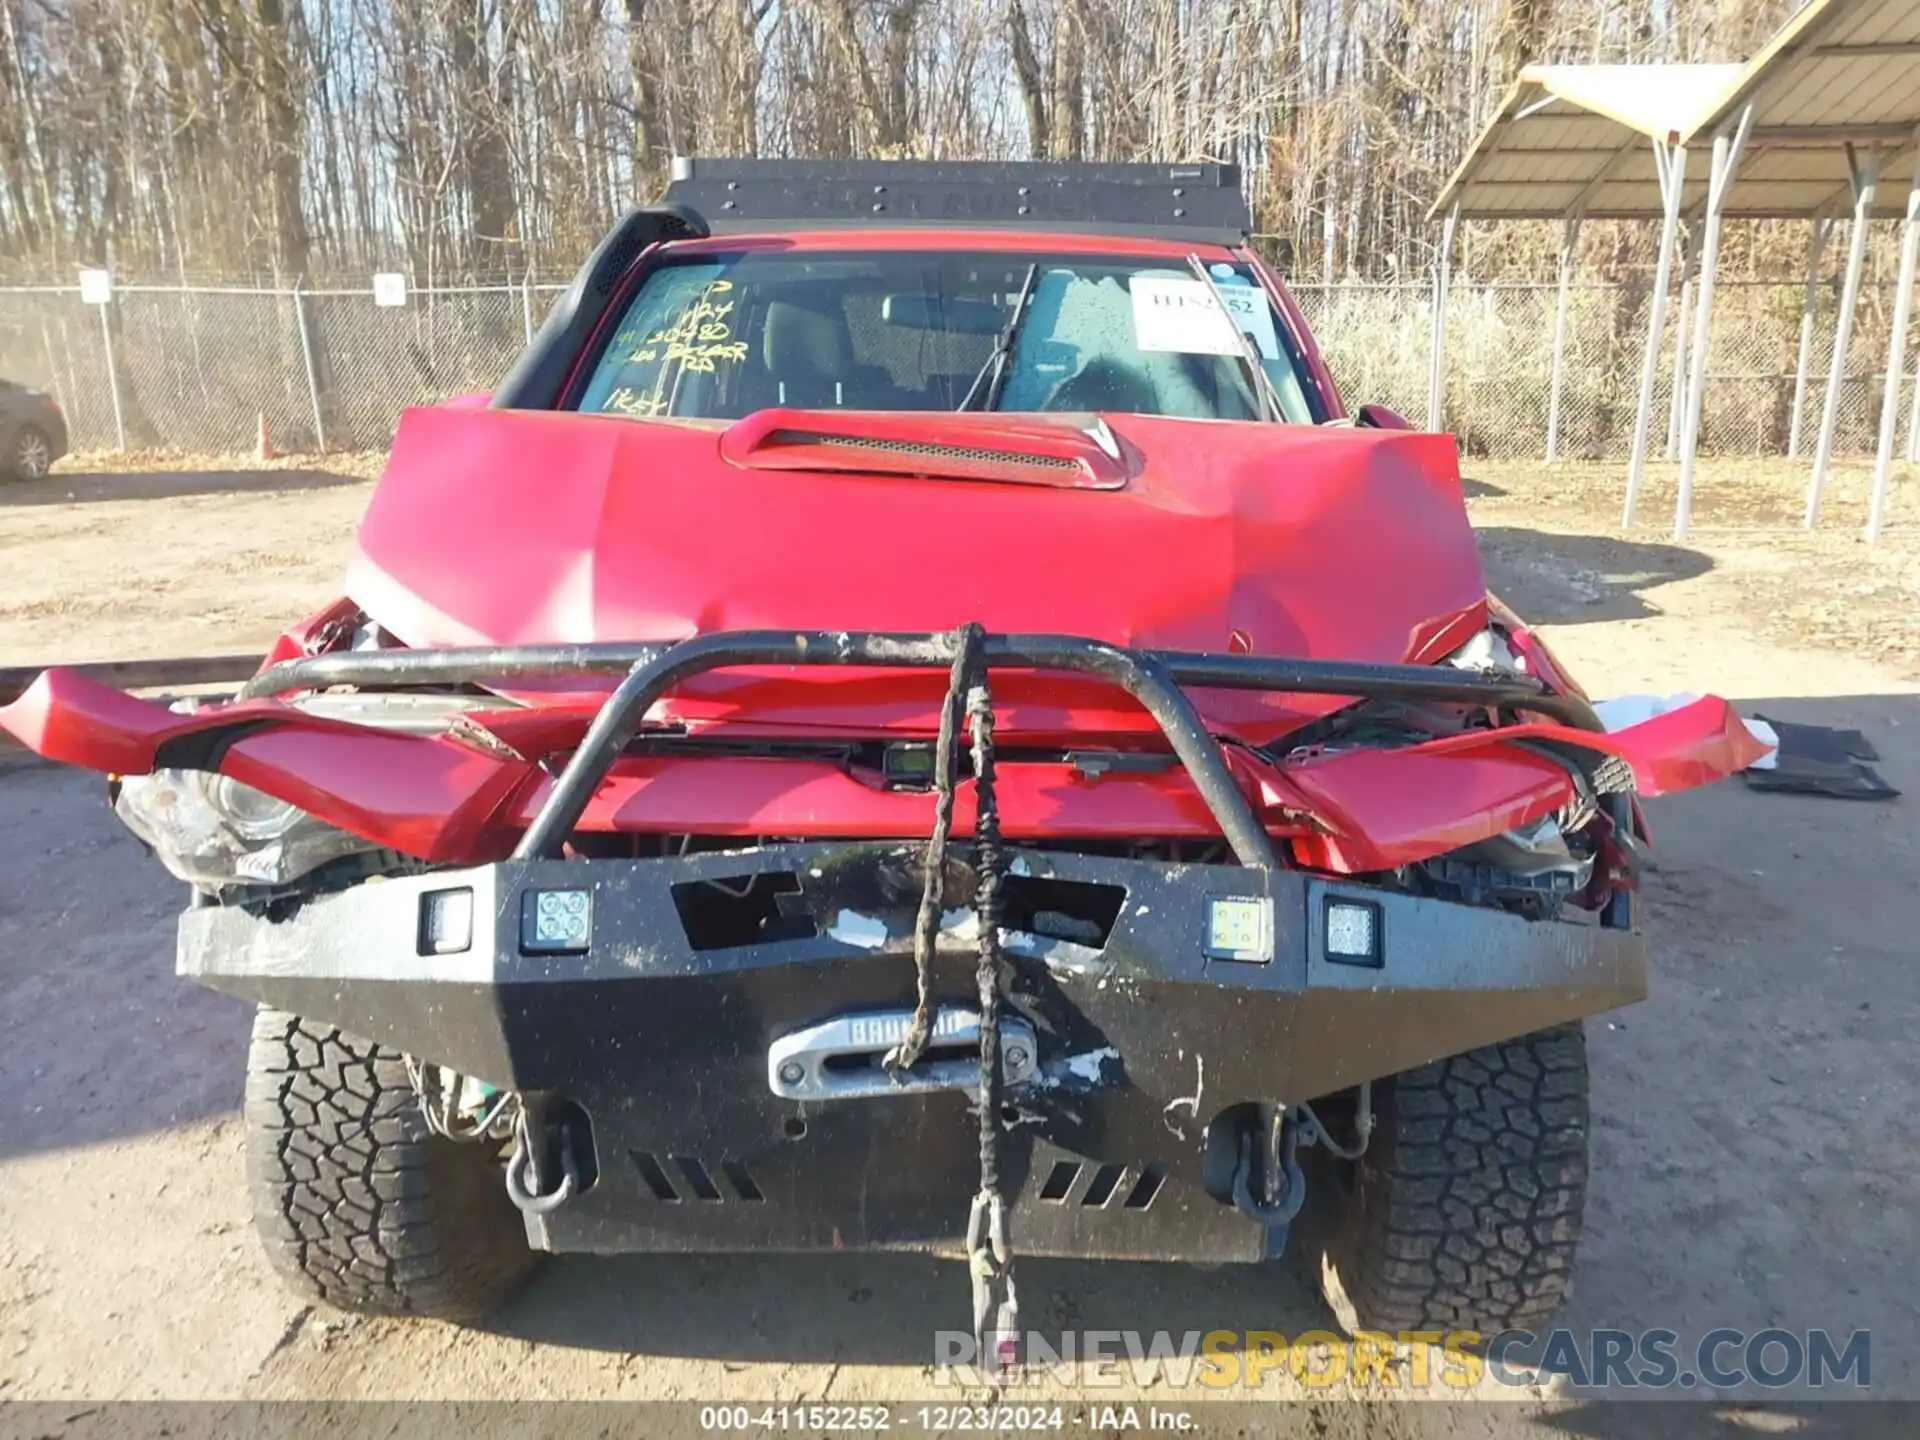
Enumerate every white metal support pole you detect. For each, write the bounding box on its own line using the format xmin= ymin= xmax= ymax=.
xmin=1427 ymin=201 xmax=1460 ymax=432
xmin=521 ymin=269 xmax=536 ymax=347
xmin=1866 ymin=132 xmax=1920 ymax=543
xmin=1676 ymin=107 xmax=1754 ymax=536
xmin=293 ymin=287 xmax=328 ymax=454
xmin=1908 ymin=354 xmax=1920 ymax=461
xmin=99 ymin=301 xmax=126 ymax=453
xmin=1807 ymin=145 xmax=1882 ymax=528
xmin=1624 ymin=139 xmax=1686 ymax=529
xmin=1788 ymin=216 xmax=1833 ymax=458
xmin=1666 ymin=234 xmax=1697 ymax=459
xmin=1545 ymin=213 xmax=1582 ymax=462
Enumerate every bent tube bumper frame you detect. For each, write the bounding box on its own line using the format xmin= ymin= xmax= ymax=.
xmin=241 ymin=628 xmax=1612 ymax=876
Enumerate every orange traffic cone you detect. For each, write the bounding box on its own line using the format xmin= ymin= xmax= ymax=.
xmin=256 ymin=412 xmax=274 ymax=461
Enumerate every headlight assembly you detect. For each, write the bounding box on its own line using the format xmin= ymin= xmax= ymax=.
xmin=113 ymin=769 xmax=373 ymax=890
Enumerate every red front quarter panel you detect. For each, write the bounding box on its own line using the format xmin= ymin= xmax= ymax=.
xmin=0 ymin=670 xmax=535 ymax=862
xmin=2 ymin=666 xmax=1764 ymax=870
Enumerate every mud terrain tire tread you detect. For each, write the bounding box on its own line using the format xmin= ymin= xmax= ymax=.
xmin=1310 ymin=1023 xmax=1589 ymax=1336
xmin=244 ymin=1007 xmax=539 ymax=1320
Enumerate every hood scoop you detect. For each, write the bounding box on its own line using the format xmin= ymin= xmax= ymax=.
xmin=718 ymin=407 xmax=1133 ymax=489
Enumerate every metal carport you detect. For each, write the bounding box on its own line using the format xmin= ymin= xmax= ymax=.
xmin=1430 ymin=0 xmax=1920 ymax=540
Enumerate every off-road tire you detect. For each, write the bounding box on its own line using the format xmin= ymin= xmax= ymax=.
xmin=244 ymin=1007 xmax=540 ymax=1320
xmin=1303 ymin=1023 xmax=1589 ymax=1336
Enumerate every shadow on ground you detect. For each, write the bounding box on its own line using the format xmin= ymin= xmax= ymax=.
xmin=1477 ymin=526 xmax=1712 ymax=625
xmin=487 ymin=1249 xmax=1334 ymax=1367
xmin=0 ymin=468 xmax=361 ymax=507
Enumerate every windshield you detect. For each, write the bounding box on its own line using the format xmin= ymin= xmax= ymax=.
xmin=575 ymin=249 xmax=1317 ymax=424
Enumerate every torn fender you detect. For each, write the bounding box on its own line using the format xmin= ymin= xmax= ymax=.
xmin=0 ymin=669 xmax=535 ymax=862
xmin=1251 ymin=694 xmax=1767 ymax=874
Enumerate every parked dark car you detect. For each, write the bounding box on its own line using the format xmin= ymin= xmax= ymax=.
xmin=1 ymin=378 xmax=68 ymax=480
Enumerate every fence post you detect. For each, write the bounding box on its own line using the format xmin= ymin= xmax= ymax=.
xmin=39 ymin=317 xmax=59 ymax=403
xmin=521 ymin=269 xmax=536 ymax=347
xmin=99 ymin=299 xmax=127 ymax=453
xmin=293 ymin=287 xmax=328 ymax=454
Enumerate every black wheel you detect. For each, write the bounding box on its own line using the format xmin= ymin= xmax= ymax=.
xmin=244 ymin=1008 xmax=541 ymax=1320
xmin=9 ymin=425 xmax=52 ymax=480
xmin=1301 ymin=1023 xmax=1589 ymax=1336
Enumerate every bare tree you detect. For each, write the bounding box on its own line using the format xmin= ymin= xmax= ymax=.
xmin=0 ymin=0 xmax=1811 ymax=284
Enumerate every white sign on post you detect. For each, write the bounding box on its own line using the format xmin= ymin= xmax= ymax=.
xmin=372 ymin=272 xmax=409 ymax=308
xmin=78 ymin=269 xmax=112 ymax=305
xmin=1129 ymin=275 xmax=1279 ymax=360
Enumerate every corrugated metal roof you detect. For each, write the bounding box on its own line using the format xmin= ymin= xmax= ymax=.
xmin=1431 ymin=65 xmax=1739 ymax=220
xmin=1684 ymin=0 xmax=1920 ymax=218
xmin=1432 ymin=0 xmax=1920 ymax=222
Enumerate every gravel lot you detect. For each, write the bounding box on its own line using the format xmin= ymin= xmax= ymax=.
xmin=0 ymin=452 xmax=1915 ymax=1429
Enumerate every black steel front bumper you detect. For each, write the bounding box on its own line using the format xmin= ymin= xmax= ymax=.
xmin=180 ymin=841 xmax=1644 ymax=1260
xmin=187 ymin=627 xmax=1641 ymax=1261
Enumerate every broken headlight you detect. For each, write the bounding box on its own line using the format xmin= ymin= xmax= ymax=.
xmin=113 ymin=770 xmax=374 ymax=890
xmin=1445 ymin=625 xmax=1528 ymax=676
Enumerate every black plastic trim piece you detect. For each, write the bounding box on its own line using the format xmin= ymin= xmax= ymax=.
xmin=487 ymin=205 xmax=709 ymax=412
xmin=663 ymin=157 xmax=1250 ymax=245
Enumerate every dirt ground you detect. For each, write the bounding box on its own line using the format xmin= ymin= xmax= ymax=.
xmin=0 ymin=449 xmax=1916 ymax=1429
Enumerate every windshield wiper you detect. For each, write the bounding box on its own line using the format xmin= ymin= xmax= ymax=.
xmin=1186 ymin=253 xmax=1284 ymax=423
xmin=957 ymin=263 xmax=1040 ymax=412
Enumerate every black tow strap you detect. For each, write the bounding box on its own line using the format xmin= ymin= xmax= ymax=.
xmin=881 ymin=623 xmax=1018 ymax=1382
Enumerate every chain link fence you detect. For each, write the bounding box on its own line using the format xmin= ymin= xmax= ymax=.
xmin=1 ymin=277 xmax=1914 ymax=459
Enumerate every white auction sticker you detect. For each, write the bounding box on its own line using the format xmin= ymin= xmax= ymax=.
xmin=1129 ymin=275 xmax=1279 ymax=360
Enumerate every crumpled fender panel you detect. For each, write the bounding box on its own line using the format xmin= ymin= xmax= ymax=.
xmin=0 ymin=670 xmax=535 ymax=862
xmin=1 ymin=670 xmax=1762 ymax=870
xmin=1254 ymin=695 xmax=1767 ymax=873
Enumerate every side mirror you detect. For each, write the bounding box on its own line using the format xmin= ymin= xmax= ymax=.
xmin=1354 ymin=403 xmax=1414 ymax=431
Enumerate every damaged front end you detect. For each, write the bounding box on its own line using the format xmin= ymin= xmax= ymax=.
xmin=1 ymin=626 xmax=1765 ymax=1268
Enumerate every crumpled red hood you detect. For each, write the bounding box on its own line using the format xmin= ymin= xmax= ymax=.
xmin=345 ymin=405 xmax=1488 ymax=743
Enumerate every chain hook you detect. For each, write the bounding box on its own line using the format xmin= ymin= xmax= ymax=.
xmin=967 ymin=1190 xmax=1020 ymax=1383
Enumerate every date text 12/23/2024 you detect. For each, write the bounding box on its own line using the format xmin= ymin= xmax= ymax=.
xmin=698 ymin=1407 xmax=1189 ymax=1432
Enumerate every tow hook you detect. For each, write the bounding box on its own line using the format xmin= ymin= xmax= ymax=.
xmin=1231 ymin=1108 xmax=1307 ymax=1225
xmin=505 ymin=1105 xmax=580 ymax=1215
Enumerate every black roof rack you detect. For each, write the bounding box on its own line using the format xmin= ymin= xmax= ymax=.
xmin=661 ymin=157 xmax=1251 ymax=245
